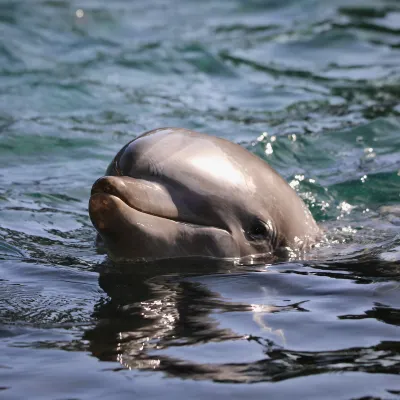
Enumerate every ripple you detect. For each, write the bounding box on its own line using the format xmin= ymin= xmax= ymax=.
xmin=0 ymin=0 xmax=400 ymax=398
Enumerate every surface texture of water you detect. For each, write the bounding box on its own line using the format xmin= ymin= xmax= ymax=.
xmin=0 ymin=0 xmax=400 ymax=399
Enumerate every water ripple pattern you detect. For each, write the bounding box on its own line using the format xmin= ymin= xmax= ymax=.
xmin=0 ymin=1 xmax=399 ymax=399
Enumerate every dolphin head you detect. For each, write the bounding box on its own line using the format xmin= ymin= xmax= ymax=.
xmin=89 ymin=128 xmax=320 ymax=263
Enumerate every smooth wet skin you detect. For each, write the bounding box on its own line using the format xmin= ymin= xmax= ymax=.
xmin=89 ymin=128 xmax=320 ymax=262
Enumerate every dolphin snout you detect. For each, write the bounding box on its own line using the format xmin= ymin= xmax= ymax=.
xmin=89 ymin=176 xmax=132 ymax=233
xmin=91 ymin=176 xmax=124 ymax=197
xmin=89 ymin=192 xmax=119 ymax=232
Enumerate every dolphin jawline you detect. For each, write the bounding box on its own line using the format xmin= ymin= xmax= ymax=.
xmin=89 ymin=182 xmax=231 ymax=235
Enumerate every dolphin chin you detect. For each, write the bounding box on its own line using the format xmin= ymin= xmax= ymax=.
xmin=89 ymin=127 xmax=320 ymax=263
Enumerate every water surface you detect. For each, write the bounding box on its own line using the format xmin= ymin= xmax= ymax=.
xmin=0 ymin=0 xmax=399 ymax=399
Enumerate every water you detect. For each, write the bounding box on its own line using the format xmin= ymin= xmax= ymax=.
xmin=0 ymin=0 xmax=399 ymax=398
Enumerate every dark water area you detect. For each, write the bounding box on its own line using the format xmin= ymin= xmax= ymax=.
xmin=0 ymin=0 xmax=400 ymax=398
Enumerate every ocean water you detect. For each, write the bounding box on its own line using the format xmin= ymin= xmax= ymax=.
xmin=0 ymin=0 xmax=399 ymax=399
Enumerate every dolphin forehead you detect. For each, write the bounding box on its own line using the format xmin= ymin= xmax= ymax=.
xmin=188 ymin=150 xmax=257 ymax=193
xmin=114 ymin=128 xmax=260 ymax=196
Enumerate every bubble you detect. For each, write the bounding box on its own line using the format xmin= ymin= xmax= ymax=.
xmin=76 ymin=9 xmax=84 ymax=18
xmin=320 ymin=201 xmax=330 ymax=211
xmin=257 ymin=132 xmax=268 ymax=142
xmin=265 ymin=143 xmax=273 ymax=155
xmin=341 ymin=226 xmax=357 ymax=234
xmin=337 ymin=201 xmax=355 ymax=219
xmin=338 ymin=201 xmax=353 ymax=214
xmin=361 ymin=175 xmax=367 ymax=183
xmin=363 ymin=147 xmax=376 ymax=161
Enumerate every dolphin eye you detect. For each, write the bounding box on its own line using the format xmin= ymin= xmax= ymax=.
xmin=246 ymin=218 xmax=270 ymax=241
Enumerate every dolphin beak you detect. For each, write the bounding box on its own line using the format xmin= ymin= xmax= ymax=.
xmin=90 ymin=175 xmax=181 ymax=220
xmin=88 ymin=176 xmax=236 ymax=262
xmin=91 ymin=176 xmax=130 ymax=203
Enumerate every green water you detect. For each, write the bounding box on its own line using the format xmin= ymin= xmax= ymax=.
xmin=0 ymin=0 xmax=399 ymax=399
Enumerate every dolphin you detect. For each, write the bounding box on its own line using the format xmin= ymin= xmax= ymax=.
xmin=89 ymin=128 xmax=320 ymax=263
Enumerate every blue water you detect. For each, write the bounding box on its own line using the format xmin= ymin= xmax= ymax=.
xmin=0 ymin=0 xmax=400 ymax=399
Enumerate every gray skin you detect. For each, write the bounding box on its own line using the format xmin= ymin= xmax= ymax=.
xmin=89 ymin=128 xmax=320 ymax=263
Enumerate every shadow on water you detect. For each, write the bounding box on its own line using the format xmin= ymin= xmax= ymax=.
xmin=84 ymin=252 xmax=400 ymax=383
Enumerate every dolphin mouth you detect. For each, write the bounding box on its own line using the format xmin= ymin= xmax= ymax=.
xmin=89 ymin=176 xmax=231 ymax=234
xmin=90 ymin=177 xmax=152 ymax=220
xmin=88 ymin=176 xmax=237 ymax=261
